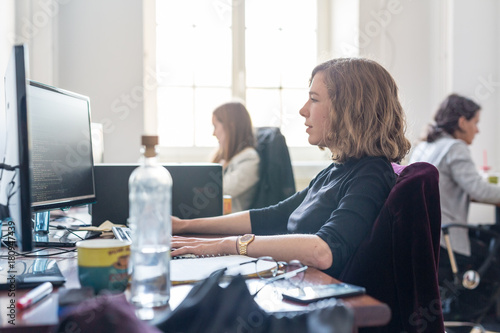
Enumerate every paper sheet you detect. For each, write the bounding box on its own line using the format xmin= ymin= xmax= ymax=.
xmin=171 ymin=255 xmax=276 ymax=284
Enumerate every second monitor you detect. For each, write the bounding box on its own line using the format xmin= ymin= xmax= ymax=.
xmin=91 ymin=163 xmax=223 ymax=226
xmin=29 ymin=80 xmax=96 ymax=214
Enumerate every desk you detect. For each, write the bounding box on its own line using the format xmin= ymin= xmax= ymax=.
xmin=0 ymin=247 xmax=391 ymax=332
xmin=470 ymin=199 xmax=500 ymax=225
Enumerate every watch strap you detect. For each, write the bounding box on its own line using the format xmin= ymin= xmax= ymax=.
xmin=237 ymin=234 xmax=255 ymax=256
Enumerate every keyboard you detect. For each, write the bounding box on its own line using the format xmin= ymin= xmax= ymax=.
xmin=112 ymin=226 xmax=197 ymax=259
xmin=112 ymin=226 xmax=132 ymax=243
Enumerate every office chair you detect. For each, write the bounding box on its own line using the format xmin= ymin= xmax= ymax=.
xmin=339 ymin=162 xmax=445 ymax=333
xmin=440 ymin=223 xmax=500 ymax=332
xmin=250 ymin=127 xmax=296 ymax=209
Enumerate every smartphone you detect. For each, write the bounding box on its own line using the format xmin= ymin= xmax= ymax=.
xmin=281 ymin=283 xmax=365 ymax=303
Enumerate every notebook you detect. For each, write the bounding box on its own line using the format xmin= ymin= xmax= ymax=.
xmin=170 ymin=255 xmax=277 ymax=285
xmin=91 ymin=163 xmax=223 ymax=226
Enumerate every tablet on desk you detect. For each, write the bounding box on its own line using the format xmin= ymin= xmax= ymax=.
xmin=0 ymin=258 xmax=66 ymax=290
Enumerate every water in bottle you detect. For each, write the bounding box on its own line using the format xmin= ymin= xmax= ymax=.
xmin=129 ymin=135 xmax=172 ymax=308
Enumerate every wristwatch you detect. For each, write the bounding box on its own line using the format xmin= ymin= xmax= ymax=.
xmin=237 ymin=234 xmax=255 ymax=256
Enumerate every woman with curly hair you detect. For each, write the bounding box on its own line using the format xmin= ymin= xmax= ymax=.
xmin=172 ymin=58 xmax=411 ymax=277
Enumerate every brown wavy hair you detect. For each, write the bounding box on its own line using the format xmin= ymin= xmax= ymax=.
xmin=311 ymin=58 xmax=411 ymax=163
xmin=211 ymin=101 xmax=256 ymax=165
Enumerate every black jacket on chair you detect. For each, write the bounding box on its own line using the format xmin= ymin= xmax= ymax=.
xmin=250 ymin=127 xmax=296 ymax=209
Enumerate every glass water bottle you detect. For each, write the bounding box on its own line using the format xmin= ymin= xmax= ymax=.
xmin=129 ymin=135 xmax=172 ymax=308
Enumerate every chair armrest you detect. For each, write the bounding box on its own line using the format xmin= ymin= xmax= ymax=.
xmin=441 ymin=223 xmax=500 ymax=239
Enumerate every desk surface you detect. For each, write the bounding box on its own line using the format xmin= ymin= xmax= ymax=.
xmin=0 ymin=247 xmax=391 ymax=332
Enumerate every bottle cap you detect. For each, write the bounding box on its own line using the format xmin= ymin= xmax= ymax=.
xmin=142 ymin=135 xmax=158 ymax=146
xmin=142 ymin=135 xmax=158 ymax=157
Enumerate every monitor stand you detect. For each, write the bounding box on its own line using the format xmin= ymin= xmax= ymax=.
xmin=32 ymin=210 xmax=92 ymax=247
xmin=33 ymin=211 xmax=50 ymax=233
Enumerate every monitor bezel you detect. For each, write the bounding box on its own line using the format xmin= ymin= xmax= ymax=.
xmin=28 ymin=80 xmax=97 ymax=213
xmin=2 ymin=44 xmax=33 ymax=251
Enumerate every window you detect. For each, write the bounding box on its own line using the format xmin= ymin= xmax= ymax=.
xmin=156 ymin=0 xmax=317 ymax=148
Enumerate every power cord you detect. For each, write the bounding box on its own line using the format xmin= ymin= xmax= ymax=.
xmin=0 ymin=239 xmax=76 ymax=258
xmin=48 ymin=224 xmax=86 ymax=240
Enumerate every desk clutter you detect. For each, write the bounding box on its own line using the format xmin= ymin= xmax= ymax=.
xmin=0 ymin=235 xmax=390 ymax=331
xmin=56 ymin=268 xmax=354 ymax=333
xmin=79 ymin=220 xmax=127 ymax=238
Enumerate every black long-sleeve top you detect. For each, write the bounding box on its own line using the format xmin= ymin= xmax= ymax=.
xmin=249 ymin=156 xmax=396 ymax=277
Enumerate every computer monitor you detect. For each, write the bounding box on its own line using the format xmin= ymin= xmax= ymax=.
xmin=28 ymin=80 xmax=96 ymax=217
xmin=1 ymin=44 xmax=33 ymax=251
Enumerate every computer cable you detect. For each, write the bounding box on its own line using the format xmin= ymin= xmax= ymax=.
xmin=0 ymin=240 xmax=76 ymax=258
xmin=48 ymin=224 xmax=86 ymax=240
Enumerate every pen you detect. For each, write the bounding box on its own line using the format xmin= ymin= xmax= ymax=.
xmin=17 ymin=282 xmax=53 ymax=310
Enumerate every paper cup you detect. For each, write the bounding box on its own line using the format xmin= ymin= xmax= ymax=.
xmin=76 ymin=239 xmax=131 ymax=294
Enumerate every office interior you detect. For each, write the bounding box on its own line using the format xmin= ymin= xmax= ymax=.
xmin=0 ymin=0 xmax=499 ymax=224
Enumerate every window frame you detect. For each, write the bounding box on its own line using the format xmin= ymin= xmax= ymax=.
xmin=144 ymin=0 xmax=334 ymax=163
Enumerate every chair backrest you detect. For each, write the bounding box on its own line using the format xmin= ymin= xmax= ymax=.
xmin=250 ymin=127 xmax=296 ymax=209
xmin=339 ymin=162 xmax=445 ymax=333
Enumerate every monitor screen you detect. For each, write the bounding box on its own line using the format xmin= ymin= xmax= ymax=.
xmin=28 ymin=81 xmax=96 ymax=212
xmin=1 ymin=44 xmax=33 ymax=251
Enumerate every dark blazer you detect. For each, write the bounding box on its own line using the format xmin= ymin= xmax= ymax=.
xmin=250 ymin=127 xmax=296 ymax=209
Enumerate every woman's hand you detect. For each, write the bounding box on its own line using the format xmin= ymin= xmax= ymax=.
xmin=171 ymin=236 xmax=238 ymax=257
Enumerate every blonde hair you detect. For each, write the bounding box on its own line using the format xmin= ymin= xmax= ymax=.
xmin=311 ymin=58 xmax=411 ymax=163
xmin=211 ymin=101 xmax=255 ymax=164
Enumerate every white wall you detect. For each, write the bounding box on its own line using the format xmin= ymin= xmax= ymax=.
xmin=358 ymin=0 xmax=443 ymax=150
xmin=451 ymin=0 xmax=500 ymax=168
xmin=0 ymin=1 xmax=15 ymax=114
xmin=57 ymin=0 xmax=144 ymax=163
xmin=14 ymin=0 xmax=57 ymax=84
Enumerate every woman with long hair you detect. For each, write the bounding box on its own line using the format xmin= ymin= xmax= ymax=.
xmin=211 ymin=102 xmax=260 ymax=212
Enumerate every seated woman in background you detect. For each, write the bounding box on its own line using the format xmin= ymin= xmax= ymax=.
xmin=410 ymin=94 xmax=500 ymax=270
xmin=212 ymin=101 xmax=260 ymax=212
xmin=172 ymin=58 xmax=411 ymax=277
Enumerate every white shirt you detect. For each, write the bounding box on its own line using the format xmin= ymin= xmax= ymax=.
xmin=410 ymin=134 xmax=500 ymax=256
xmin=223 ymin=147 xmax=260 ymax=212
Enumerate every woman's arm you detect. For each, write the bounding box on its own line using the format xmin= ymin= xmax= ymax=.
xmin=447 ymin=143 xmax=500 ymax=203
xmin=171 ymin=234 xmax=333 ymax=270
xmin=173 ymin=188 xmax=308 ymax=236
xmin=173 ymin=211 xmax=252 ymax=235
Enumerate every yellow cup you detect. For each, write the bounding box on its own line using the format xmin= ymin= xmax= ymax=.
xmin=76 ymin=239 xmax=131 ymax=294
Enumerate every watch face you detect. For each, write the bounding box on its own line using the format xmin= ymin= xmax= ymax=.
xmin=240 ymin=234 xmax=254 ymax=243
